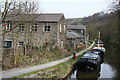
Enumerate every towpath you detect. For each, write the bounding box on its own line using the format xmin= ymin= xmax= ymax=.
xmin=1 ymin=42 xmax=94 ymax=78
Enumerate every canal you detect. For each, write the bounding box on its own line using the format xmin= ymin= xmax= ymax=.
xmin=66 ymin=45 xmax=119 ymax=80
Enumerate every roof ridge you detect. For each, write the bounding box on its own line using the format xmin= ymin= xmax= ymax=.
xmin=4 ymin=13 xmax=65 ymax=22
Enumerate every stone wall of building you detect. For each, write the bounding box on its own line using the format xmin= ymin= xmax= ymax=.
xmin=57 ymin=16 xmax=67 ymax=48
xmin=3 ymin=21 xmax=67 ymax=49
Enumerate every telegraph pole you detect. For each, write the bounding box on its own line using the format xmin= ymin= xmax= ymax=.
xmin=98 ymin=32 xmax=100 ymax=47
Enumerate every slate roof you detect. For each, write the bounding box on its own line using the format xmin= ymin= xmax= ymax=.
xmin=67 ymin=32 xmax=84 ymax=38
xmin=67 ymin=25 xmax=86 ymax=30
xmin=4 ymin=13 xmax=64 ymax=22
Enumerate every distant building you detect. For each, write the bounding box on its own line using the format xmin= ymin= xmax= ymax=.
xmin=2 ymin=13 xmax=67 ymax=49
xmin=67 ymin=25 xmax=88 ymax=48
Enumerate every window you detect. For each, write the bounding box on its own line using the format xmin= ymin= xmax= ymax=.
xmin=19 ymin=23 xmax=24 ymax=32
xmin=64 ymin=25 xmax=66 ymax=33
xmin=45 ymin=26 xmax=50 ymax=31
xmin=32 ymin=23 xmax=37 ymax=31
xmin=4 ymin=41 xmax=12 ymax=48
xmin=18 ymin=42 xmax=24 ymax=46
xmin=6 ymin=23 xmax=12 ymax=31
xmin=59 ymin=24 xmax=62 ymax=33
xmin=44 ymin=24 xmax=51 ymax=32
xmin=81 ymin=29 xmax=84 ymax=34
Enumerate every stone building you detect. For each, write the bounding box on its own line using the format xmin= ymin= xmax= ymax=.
xmin=2 ymin=13 xmax=67 ymax=49
xmin=67 ymin=25 xmax=88 ymax=48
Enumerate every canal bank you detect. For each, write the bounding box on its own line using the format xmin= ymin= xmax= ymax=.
xmin=3 ymin=42 xmax=95 ymax=78
xmin=15 ymin=53 xmax=86 ymax=78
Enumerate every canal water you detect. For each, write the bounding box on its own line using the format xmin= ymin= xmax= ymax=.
xmin=66 ymin=45 xmax=119 ymax=80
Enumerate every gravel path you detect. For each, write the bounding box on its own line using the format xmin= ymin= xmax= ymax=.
xmin=2 ymin=43 xmax=94 ymax=78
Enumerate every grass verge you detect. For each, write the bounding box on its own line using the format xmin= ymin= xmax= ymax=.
xmin=12 ymin=52 xmax=86 ymax=78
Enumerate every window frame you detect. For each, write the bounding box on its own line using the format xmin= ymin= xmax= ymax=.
xmin=59 ymin=24 xmax=62 ymax=33
xmin=6 ymin=23 xmax=12 ymax=31
xmin=4 ymin=41 xmax=12 ymax=48
xmin=19 ymin=23 xmax=24 ymax=32
xmin=32 ymin=23 xmax=37 ymax=32
xmin=44 ymin=23 xmax=51 ymax=32
xmin=18 ymin=42 xmax=24 ymax=46
xmin=64 ymin=24 xmax=66 ymax=33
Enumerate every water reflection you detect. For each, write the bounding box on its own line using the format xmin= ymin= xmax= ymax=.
xmin=66 ymin=45 xmax=118 ymax=79
xmin=69 ymin=64 xmax=101 ymax=80
xmin=100 ymin=63 xmax=116 ymax=78
xmin=76 ymin=69 xmax=100 ymax=79
xmin=68 ymin=62 xmax=116 ymax=80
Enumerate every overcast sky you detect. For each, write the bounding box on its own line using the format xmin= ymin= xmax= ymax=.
xmin=38 ymin=0 xmax=111 ymax=18
xmin=14 ymin=0 xmax=112 ymax=18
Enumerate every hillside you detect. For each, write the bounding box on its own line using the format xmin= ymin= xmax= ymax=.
xmin=65 ymin=18 xmax=82 ymax=25
xmin=81 ymin=11 xmax=119 ymax=46
xmin=66 ymin=10 xmax=119 ymax=46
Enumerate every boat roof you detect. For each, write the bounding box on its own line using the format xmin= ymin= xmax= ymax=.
xmin=82 ymin=52 xmax=99 ymax=59
xmin=92 ymin=47 xmax=105 ymax=52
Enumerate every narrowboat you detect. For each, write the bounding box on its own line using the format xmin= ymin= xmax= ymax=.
xmin=75 ymin=52 xmax=101 ymax=71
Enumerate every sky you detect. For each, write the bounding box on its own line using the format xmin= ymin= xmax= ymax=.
xmin=38 ymin=0 xmax=111 ymax=18
xmin=6 ymin=0 xmax=112 ymax=18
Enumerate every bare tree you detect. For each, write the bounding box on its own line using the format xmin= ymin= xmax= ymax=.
xmin=8 ymin=0 xmax=39 ymax=14
xmin=110 ymin=0 xmax=120 ymax=12
xmin=2 ymin=0 xmax=40 ymax=65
